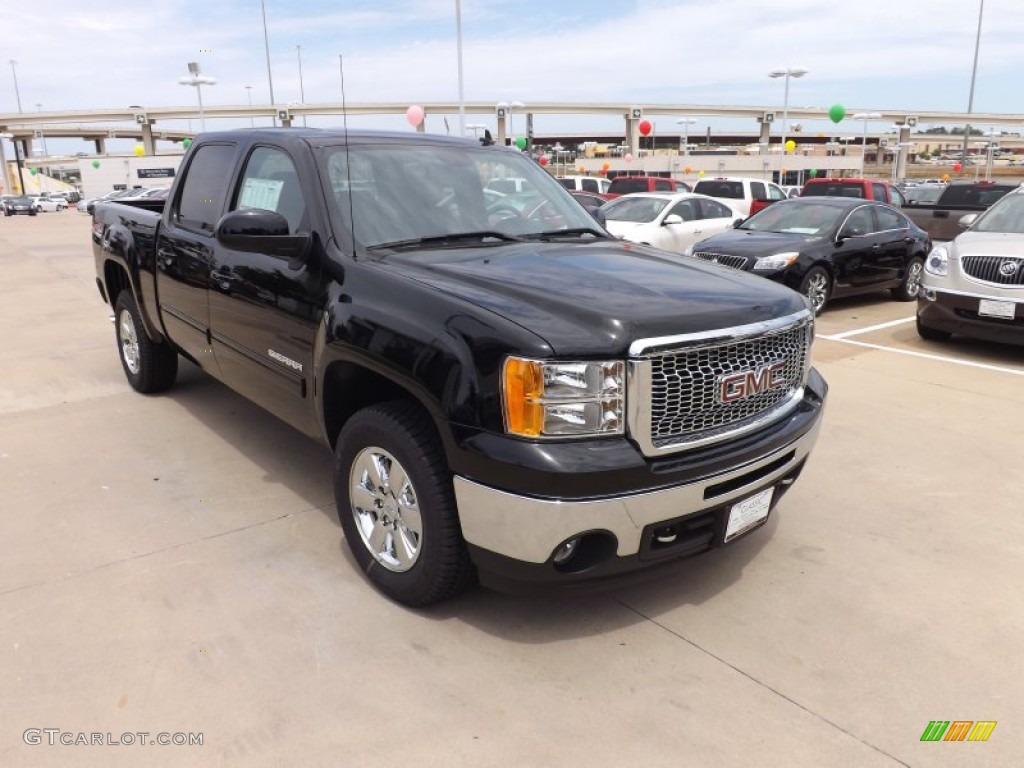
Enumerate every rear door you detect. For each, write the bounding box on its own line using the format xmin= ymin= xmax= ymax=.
xmin=208 ymin=144 xmax=324 ymax=438
xmin=156 ymin=142 xmax=239 ymax=366
xmin=832 ymin=205 xmax=880 ymax=288
xmin=869 ymin=204 xmax=913 ymax=285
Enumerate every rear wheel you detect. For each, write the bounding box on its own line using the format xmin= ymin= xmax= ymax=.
xmin=916 ymin=315 xmax=951 ymax=342
xmin=799 ymin=266 xmax=832 ymax=315
xmin=114 ymin=291 xmax=178 ymax=393
xmin=893 ymin=257 xmax=924 ymax=301
xmin=334 ymin=401 xmax=473 ymax=607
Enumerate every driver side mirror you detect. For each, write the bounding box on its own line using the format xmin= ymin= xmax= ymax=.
xmin=958 ymin=213 xmax=978 ymax=229
xmin=215 ymin=209 xmax=311 ymax=262
xmin=733 ymin=218 xmax=745 ymax=228
xmin=662 ymin=214 xmax=684 ymax=226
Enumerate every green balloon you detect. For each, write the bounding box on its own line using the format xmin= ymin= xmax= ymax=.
xmin=91 ymin=160 xmax=101 ymax=169
xmin=30 ymin=168 xmax=38 ymax=175
xmin=514 ymin=136 xmax=527 ymax=150
xmin=828 ymin=104 xmax=846 ymax=124
xmin=808 ymin=169 xmax=817 ymax=178
xmin=182 ymin=138 xmax=193 ymax=149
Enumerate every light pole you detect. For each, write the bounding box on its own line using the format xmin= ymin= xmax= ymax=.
xmin=497 ymin=100 xmax=525 ymax=148
xmin=852 ymin=112 xmax=881 ymax=175
xmin=465 ymin=123 xmax=487 ymax=139
xmin=245 ymin=85 xmax=254 ymax=127
xmin=178 ymin=62 xmax=216 ymax=133
xmin=295 ymin=45 xmax=307 ymax=127
xmin=676 ymin=118 xmax=696 ymax=161
xmin=962 ymin=0 xmax=985 ymax=166
xmin=261 ymin=0 xmax=277 ymax=125
xmin=768 ymin=67 xmax=808 ymax=182
xmin=454 ymin=0 xmax=466 ymax=137
xmin=8 ymin=60 xmax=22 ymax=112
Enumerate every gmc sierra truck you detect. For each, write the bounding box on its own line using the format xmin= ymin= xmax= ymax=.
xmin=92 ymin=129 xmax=827 ymax=606
xmin=902 ymin=180 xmax=1018 ymax=242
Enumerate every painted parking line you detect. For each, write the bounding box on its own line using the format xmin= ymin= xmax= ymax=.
xmin=818 ymin=336 xmax=1024 ymax=377
xmin=818 ymin=316 xmax=915 ymax=341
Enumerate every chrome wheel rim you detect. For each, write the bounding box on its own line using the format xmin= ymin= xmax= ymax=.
xmin=805 ymin=273 xmax=829 ymax=313
xmin=118 ymin=309 xmax=141 ymax=375
xmin=349 ymin=447 xmax=422 ymax=572
xmin=905 ymin=261 xmax=923 ymax=298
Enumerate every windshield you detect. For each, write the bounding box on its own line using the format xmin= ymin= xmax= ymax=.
xmin=601 ymin=196 xmax=670 ymax=223
xmin=740 ymin=201 xmax=842 ymax=235
xmin=969 ymin=192 xmax=1024 ymax=233
xmin=608 ymin=178 xmax=651 ymax=194
xmin=319 ymin=143 xmax=597 ymax=250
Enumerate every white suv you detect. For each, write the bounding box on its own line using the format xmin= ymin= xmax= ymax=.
xmin=691 ymin=176 xmax=788 ymax=216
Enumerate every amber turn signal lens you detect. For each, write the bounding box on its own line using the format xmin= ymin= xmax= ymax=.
xmin=503 ymin=358 xmax=544 ymax=436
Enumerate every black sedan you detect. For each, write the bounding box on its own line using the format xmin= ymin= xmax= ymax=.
xmin=3 ymin=196 xmax=38 ymax=217
xmin=683 ymin=197 xmax=931 ymax=314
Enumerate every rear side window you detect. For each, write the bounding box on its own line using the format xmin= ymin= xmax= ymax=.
xmin=698 ymin=199 xmax=735 ymax=219
xmin=875 ymin=206 xmax=906 ymax=231
xmin=694 ymin=180 xmax=743 ymax=199
xmin=174 ymin=144 xmax=237 ymax=233
xmin=872 ymin=184 xmax=888 ymax=202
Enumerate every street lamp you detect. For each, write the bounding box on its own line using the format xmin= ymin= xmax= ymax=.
xmin=295 ymin=45 xmax=307 ymax=127
xmin=454 ymin=0 xmax=466 ymax=137
xmin=768 ymin=67 xmax=808 ymax=181
xmin=852 ymin=112 xmax=882 ymax=175
xmin=465 ymin=123 xmax=487 ymax=139
xmin=496 ymin=100 xmax=525 ymax=147
xmin=8 ymin=60 xmax=22 ymax=113
xmin=260 ymin=0 xmax=277 ymax=126
xmin=177 ymin=62 xmax=216 ymax=133
xmin=676 ymin=118 xmax=696 ymax=160
xmin=245 ymin=85 xmax=254 ymax=127
xmin=962 ymin=0 xmax=985 ymax=166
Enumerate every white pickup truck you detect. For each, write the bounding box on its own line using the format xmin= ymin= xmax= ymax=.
xmin=691 ymin=176 xmax=788 ymax=216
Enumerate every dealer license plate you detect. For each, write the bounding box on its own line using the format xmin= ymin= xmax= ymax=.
xmin=978 ymin=299 xmax=1016 ymax=320
xmin=724 ymin=487 xmax=774 ymax=543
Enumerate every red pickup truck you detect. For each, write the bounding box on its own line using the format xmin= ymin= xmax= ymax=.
xmin=799 ymin=178 xmax=908 ymax=207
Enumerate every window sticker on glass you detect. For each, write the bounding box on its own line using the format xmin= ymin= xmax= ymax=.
xmin=239 ymin=178 xmax=284 ymax=212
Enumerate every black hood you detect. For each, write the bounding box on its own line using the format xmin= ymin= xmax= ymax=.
xmin=373 ymin=240 xmax=807 ymax=356
xmin=694 ymin=229 xmax=827 ymax=258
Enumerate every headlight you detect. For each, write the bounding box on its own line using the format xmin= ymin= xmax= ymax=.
xmin=753 ymin=252 xmax=800 ymax=271
xmin=502 ymin=357 xmax=625 ymax=438
xmin=925 ymin=245 xmax=949 ymax=276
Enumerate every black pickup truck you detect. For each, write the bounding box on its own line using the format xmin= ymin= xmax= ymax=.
xmin=92 ymin=129 xmax=827 ymax=606
xmin=903 ymin=180 xmax=1018 ymax=241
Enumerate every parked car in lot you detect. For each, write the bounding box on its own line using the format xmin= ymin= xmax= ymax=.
xmin=917 ymin=188 xmax=1024 ymax=345
xmin=902 ymin=180 xmax=1018 ymax=242
xmin=31 ymin=196 xmax=66 ymax=212
xmin=604 ymin=175 xmax=688 ymax=199
xmin=557 ymin=175 xmax=611 ymax=195
xmin=568 ymin=190 xmax=608 ymax=219
xmin=683 ymin=197 xmax=931 ymax=314
xmin=601 ymin=192 xmax=744 ymax=253
xmin=903 ymin=184 xmax=946 ymax=205
xmin=3 ymin=195 xmax=37 ymax=216
xmin=691 ymin=176 xmax=788 ymax=216
xmin=800 ymin=177 xmax=907 ymax=207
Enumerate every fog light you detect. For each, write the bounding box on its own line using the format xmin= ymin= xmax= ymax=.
xmin=552 ymin=538 xmax=580 ymax=565
xmin=922 ymin=287 xmax=937 ymax=301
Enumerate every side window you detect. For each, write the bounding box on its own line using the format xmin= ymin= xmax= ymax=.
xmin=174 ymin=144 xmax=237 ymax=233
xmin=872 ymin=183 xmax=888 ymax=202
xmin=875 ymin=206 xmax=905 ymax=231
xmin=768 ymin=184 xmax=786 ymax=200
xmin=654 ymin=179 xmax=673 ymax=191
xmin=843 ymin=207 xmax=875 ymax=235
xmin=750 ymin=181 xmax=766 ymax=199
xmin=581 ymin=178 xmax=599 ymax=193
xmin=890 ymin=187 xmax=906 ymax=207
xmin=668 ymin=200 xmax=696 ymax=221
xmin=698 ymin=199 xmax=733 ymax=220
xmin=232 ymin=146 xmax=307 ymax=233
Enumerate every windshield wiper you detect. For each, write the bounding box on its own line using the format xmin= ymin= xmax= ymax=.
xmin=520 ymin=227 xmax=608 ymax=241
xmin=366 ymin=230 xmax=524 ymax=250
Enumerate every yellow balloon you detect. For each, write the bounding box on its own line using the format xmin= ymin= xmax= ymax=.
xmin=784 ymin=140 xmax=796 ymax=152
xmin=697 ymin=170 xmax=705 ymax=178
xmin=134 ymin=145 xmax=145 ymax=156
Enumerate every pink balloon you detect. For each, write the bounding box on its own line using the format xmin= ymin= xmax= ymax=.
xmin=624 ymin=152 xmax=633 ymax=163
xmin=405 ymin=105 xmax=424 ymax=127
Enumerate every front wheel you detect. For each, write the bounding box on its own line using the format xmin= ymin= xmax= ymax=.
xmin=799 ymin=266 xmax=832 ymax=315
xmin=113 ymin=291 xmax=178 ymax=393
xmin=334 ymin=402 xmax=473 ymax=606
xmin=892 ymin=257 xmax=924 ymax=301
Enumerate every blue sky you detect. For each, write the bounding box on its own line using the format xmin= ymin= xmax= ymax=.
xmin=3 ymin=0 xmax=1024 ymax=154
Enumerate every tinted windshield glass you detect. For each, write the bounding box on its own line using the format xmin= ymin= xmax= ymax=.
xmin=970 ymin=193 xmax=1024 ymax=233
xmin=740 ymin=202 xmax=842 ymax=235
xmin=319 ymin=143 xmax=596 ymax=250
xmin=801 ymin=182 xmax=866 ymax=199
xmin=939 ymin=184 xmax=1015 ymax=207
xmin=608 ymin=178 xmax=650 ymax=194
xmin=693 ymin=180 xmax=743 ymax=199
xmin=601 ymin=196 xmax=670 ymax=223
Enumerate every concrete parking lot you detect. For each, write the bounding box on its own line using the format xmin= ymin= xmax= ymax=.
xmin=1 ymin=212 xmax=1022 ymax=767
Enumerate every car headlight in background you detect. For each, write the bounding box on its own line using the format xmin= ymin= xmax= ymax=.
xmin=503 ymin=357 xmax=625 ymax=438
xmin=925 ymin=245 xmax=949 ymax=276
xmin=753 ymin=252 xmax=800 ymax=271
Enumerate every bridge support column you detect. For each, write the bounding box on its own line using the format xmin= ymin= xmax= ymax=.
xmin=895 ymin=125 xmax=911 ymax=181
xmin=142 ymin=123 xmax=156 ymax=155
xmin=625 ymin=114 xmax=639 ymax=158
xmin=496 ymin=113 xmax=507 ymax=145
xmin=94 ymin=138 xmax=107 ymax=155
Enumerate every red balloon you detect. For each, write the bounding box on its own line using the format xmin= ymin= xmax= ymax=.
xmin=638 ymin=119 xmax=652 ymax=137
xmin=953 ymin=163 xmax=962 ymax=172
xmin=538 ymin=156 xmax=549 ymax=166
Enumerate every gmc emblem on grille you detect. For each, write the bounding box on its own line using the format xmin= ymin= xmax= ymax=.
xmin=717 ymin=361 xmax=787 ymax=403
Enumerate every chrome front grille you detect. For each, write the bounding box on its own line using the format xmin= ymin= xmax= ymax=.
xmin=628 ymin=311 xmax=813 ymax=455
xmin=690 ymin=251 xmax=748 ymax=270
xmin=961 ymin=255 xmax=1024 ymax=286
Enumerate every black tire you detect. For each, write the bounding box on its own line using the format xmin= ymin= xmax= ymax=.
xmin=916 ymin=315 xmax=951 ymax=342
xmin=892 ymin=257 xmax=924 ymax=301
xmin=113 ymin=290 xmax=178 ymax=393
xmin=334 ymin=401 xmax=473 ymax=607
xmin=799 ymin=266 xmax=832 ymax=315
